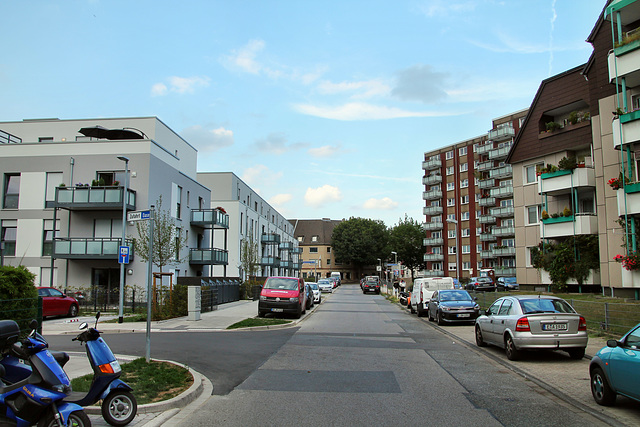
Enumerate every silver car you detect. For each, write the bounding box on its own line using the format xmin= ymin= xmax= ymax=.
xmin=474 ymin=295 xmax=588 ymax=361
xmin=307 ymin=282 xmax=322 ymax=304
xmin=317 ymin=279 xmax=333 ymax=293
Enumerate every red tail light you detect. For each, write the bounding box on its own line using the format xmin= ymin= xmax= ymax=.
xmin=578 ymin=316 xmax=587 ymax=331
xmin=515 ymin=317 xmax=530 ymax=332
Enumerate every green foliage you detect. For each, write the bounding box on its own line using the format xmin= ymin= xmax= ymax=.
xmin=239 ymin=236 xmax=260 ymax=279
xmin=239 ymin=278 xmax=262 ymax=300
xmin=153 ymin=284 xmax=187 ymax=320
xmin=388 ymin=215 xmax=426 ymax=281
xmin=558 ymin=156 xmax=577 ymax=171
xmin=227 ymin=317 xmax=291 ymax=329
xmin=0 ymin=266 xmax=39 ymax=330
xmin=331 ymin=217 xmax=389 ymax=277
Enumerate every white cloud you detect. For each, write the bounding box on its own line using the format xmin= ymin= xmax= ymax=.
xmin=269 ymin=193 xmax=293 ymax=207
xmin=254 ymin=132 xmax=308 ymax=155
xmin=308 ymin=144 xmax=342 ymax=158
xmin=181 ymin=125 xmax=234 ymax=152
xmin=362 ymin=197 xmax=398 ymax=210
xmin=293 ymin=102 xmax=453 ymax=121
xmin=151 ymin=76 xmax=210 ymax=96
xmin=304 ymin=185 xmax=342 ymax=207
xmin=241 ymin=165 xmax=283 ymax=194
xmin=223 ymin=39 xmax=265 ymax=74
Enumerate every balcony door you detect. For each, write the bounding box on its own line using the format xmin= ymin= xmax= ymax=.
xmin=92 ymin=268 xmax=120 ymax=308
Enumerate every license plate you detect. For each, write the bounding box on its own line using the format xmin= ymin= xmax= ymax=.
xmin=271 ymin=308 xmax=284 ymax=312
xmin=542 ymin=323 xmax=567 ymax=331
xmin=457 ymin=313 xmax=470 ymax=318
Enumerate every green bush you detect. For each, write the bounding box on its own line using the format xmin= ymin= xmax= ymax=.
xmin=0 ymin=265 xmax=39 ymax=331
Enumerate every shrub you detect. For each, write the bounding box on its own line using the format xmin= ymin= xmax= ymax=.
xmin=0 ymin=266 xmax=39 ymax=331
xmin=558 ymin=156 xmax=577 ymax=171
xmin=563 ymin=206 xmax=572 ymax=217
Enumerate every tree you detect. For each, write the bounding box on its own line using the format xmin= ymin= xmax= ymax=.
xmin=131 ymin=196 xmax=188 ymax=273
xmin=331 ymin=217 xmax=389 ymax=279
xmin=389 ymin=215 xmax=426 ymax=282
xmin=0 ymin=265 xmax=38 ymax=330
xmin=239 ymin=236 xmax=260 ymax=280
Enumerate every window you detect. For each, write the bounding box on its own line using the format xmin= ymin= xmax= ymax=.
xmin=326 ymin=259 xmax=331 ymax=265
xmin=432 ymin=231 xmax=441 ymax=238
xmin=461 ymin=211 xmax=470 ymax=221
xmin=462 ymin=245 xmax=470 ymax=254
xmin=38 ymin=137 xmax=53 ymax=142
xmin=476 ymin=210 xmax=481 ymax=218
xmin=240 ymin=213 xmax=243 ymax=234
xmin=447 ymin=198 xmax=455 ymax=207
xmin=448 ymin=246 xmax=456 ymax=254
xmin=176 ymin=186 xmax=182 ymax=219
xmin=448 ymin=230 xmax=456 ymax=238
xmin=460 ymin=163 xmax=468 ymax=172
xmin=42 ymin=220 xmax=58 ymax=256
xmin=446 ymin=166 xmax=454 ymax=175
xmin=432 ymin=262 xmax=442 ymax=271
xmin=473 ymin=144 xmax=478 ymax=153
xmin=327 ymin=247 xmax=331 ymax=253
xmin=1 ymin=221 xmax=16 ymax=256
xmin=526 ymin=206 xmax=540 ymax=225
xmin=310 ymin=247 xmax=318 ymax=253
xmin=448 ymin=263 xmax=457 ymax=271
xmin=447 ymin=182 xmax=455 ymax=191
xmin=462 ymin=228 xmax=470 ymax=237
xmin=525 ymin=165 xmax=539 ymax=184
xmin=311 ymin=235 xmax=319 ymax=242
xmin=459 ymin=147 xmax=467 ymax=156
xmin=297 ymin=236 xmax=304 ymax=242
xmin=447 ymin=214 xmax=456 ymax=221
xmin=477 ymin=244 xmax=482 ymax=253
xmin=461 ymin=195 xmax=469 ymax=205
xmin=460 ymin=179 xmax=468 ymax=188
xmin=432 ymin=247 xmax=442 ymax=254
xmin=45 ymin=172 xmax=63 ymax=207
xmin=462 ymin=261 xmax=471 ymax=270
xmin=446 ymin=150 xmax=454 ymax=160
xmin=503 ymin=239 xmax=515 ymax=247
xmin=3 ymin=174 xmax=20 ymax=209
xmin=501 ymin=199 xmax=514 ymax=207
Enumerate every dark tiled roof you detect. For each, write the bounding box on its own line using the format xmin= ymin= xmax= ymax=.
xmin=288 ymin=219 xmax=342 ymax=245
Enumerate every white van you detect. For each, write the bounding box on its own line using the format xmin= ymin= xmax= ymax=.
xmin=410 ymin=277 xmax=455 ymax=317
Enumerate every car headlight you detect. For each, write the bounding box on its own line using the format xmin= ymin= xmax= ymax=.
xmin=442 ymin=306 xmax=451 ymax=311
xmin=290 ymin=297 xmax=299 ymax=302
xmin=474 ymin=304 xmax=480 ymax=310
xmin=259 ymin=295 xmax=267 ymax=301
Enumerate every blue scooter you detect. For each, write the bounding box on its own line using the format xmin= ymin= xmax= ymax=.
xmin=0 ymin=319 xmax=90 ymax=427
xmin=65 ymin=313 xmax=137 ymax=427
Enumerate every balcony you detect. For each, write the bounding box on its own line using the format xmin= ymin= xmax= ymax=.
xmin=539 ymin=167 xmax=595 ymax=196
xmin=496 ymin=267 xmax=517 ymax=277
xmin=617 ymin=184 xmax=640 ymax=216
xmin=476 ymin=142 xmax=493 ymax=155
xmin=424 ymin=270 xmax=445 ymax=277
xmin=261 ymin=233 xmax=281 ymax=245
xmin=190 ymin=209 xmax=229 ymax=229
xmin=490 ymin=206 xmax=515 ymax=218
xmin=55 ymin=186 xmax=136 ymax=211
xmin=540 ymin=214 xmax=598 ymax=238
xmin=478 ymin=215 xmax=496 ymax=224
xmin=424 ymin=253 xmax=444 ymax=262
xmin=423 ymin=237 xmax=444 ymax=246
xmin=423 ymin=205 xmax=443 ymax=216
xmin=488 ymin=126 xmax=515 ymax=142
xmin=279 ymin=242 xmax=293 ymax=250
xmin=493 ymin=246 xmax=516 ymax=256
xmin=479 ymin=233 xmax=496 ymax=242
xmin=422 ymin=174 xmax=442 ymax=185
xmin=189 ymin=248 xmax=228 ymax=265
xmin=477 ymin=160 xmax=494 ymax=172
xmin=422 ymin=189 xmax=443 ymax=201
xmin=260 ymin=256 xmax=281 ymax=267
xmin=612 ymin=112 xmax=640 ymax=149
xmin=491 ymin=226 xmax=515 ymax=237
xmin=480 ymin=250 xmax=496 ymax=259
xmin=608 ymin=39 xmax=640 ymax=87
xmin=489 ymin=186 xmax=514 ymax=199
xmin=479 ymin=197 xmax=496 ymax=207
xmin=293 ymin=261 xmax=303 ymax=270
xmin=291 ymin=247 xmax=303 ymax=254
xmin=54 ymin=238 xmax=133 ymax=260
xmin=280 ymin=260 xmax=293 ymax=269
xmin=488 ymin=145 xmax=512 ymax=160
xmin=422 ymin=158 xmax=442 ymax=171
xmin=423 ymin=221 xmax=444 ymax=231
xmin=478 ymin=178 xmax=495 ymax=190
xmin=489 ymin=165 xmax=513 ymax=179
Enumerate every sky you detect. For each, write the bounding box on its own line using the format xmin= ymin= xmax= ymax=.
xmin=1 ymin=0 xmax=608 ymax=227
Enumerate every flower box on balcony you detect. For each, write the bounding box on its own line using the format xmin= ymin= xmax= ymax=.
xmin=542 ymin=215 xmax=573 ymax=224
xmin=625 ymin=182 xmax=640 ymax=194
xmin=614 ymin=38 xmax=640 ymax=56
xmin=540 ymin=169 xmax=572 ymax=180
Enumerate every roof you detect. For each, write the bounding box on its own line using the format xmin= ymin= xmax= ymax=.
xmin=289 ymin=218 xmax=342 ymax=245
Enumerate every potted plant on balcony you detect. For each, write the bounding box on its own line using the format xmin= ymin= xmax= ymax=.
xmin=558 ymin=156 xmax=577 ymax=171
xmin=541 ymin=210 xmax=549 ymax=220
xmin=545 ymin=121 xmax=562 ymax=132
xmin=563 ymin=207 xmax=572 ymax=217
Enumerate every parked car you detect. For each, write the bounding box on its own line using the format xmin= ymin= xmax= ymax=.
xmin=496 ymin=277 xmax=519 ymax=291
xmin=318 ymin=279 xmax=333 ymax=293
xmin=474 ymin=295 xmax=588 ymax=361
xmin=410 ymin=277 xmax=455 ymax=317
xmin=307 ymin=282 xmax=321 ymax=304
xmin=362 ymin=280 xmax=380 ymax=294
xmin=428 ymin=290 xmax=480 ymax=325
xmin=305 ymin=283 xmax=314 ymax=309
xmin=328 ymin=277 xmax=339 ymax=289
xmin=466 ymin=277 xmax=495 ymax=292
xmin=589 ymin=322 xmax=640 ymax=406
xmin=258 ymin=277 xmax=307 ymax=318
xmin=37 ymin=287 xmax=79 ymax=318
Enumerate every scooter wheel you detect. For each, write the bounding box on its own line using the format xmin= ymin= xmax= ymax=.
xmin=38 ymin=410 xmax=91 ymax=427
xmin=102 ymin=391 xmax=138 ymax=426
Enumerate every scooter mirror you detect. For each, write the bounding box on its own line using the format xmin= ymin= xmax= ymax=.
xmin=96 ymin=312 xmax=101 ymax=320
xmin=79 ymin=322 xmax=88 ymax=330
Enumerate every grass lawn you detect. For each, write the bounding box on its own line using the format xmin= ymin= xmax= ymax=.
xmin=227 ymin=317 xmax=291 ymax=329
xmin=71 ymin=358 xmax=193 ymax=405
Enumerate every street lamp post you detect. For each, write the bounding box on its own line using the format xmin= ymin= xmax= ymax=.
xmin=391 ymin=251 xmax=397 ymax=295
xmin=446 ymin=219 xmax=459 ymax=282
xmin=117 ymin=156 xmax=129 ymax=324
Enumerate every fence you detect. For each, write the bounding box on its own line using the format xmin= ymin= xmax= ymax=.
xmin=199 ymin=279 xmax=241 ymax=313
xmin=0 ymin=297 xmax=42 ymax=334
xmin=72 ymin=285 xmax=148 ymax=314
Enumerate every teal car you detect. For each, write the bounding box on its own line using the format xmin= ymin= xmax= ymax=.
xmin=590 ymin=323 xmax=640 ymax=406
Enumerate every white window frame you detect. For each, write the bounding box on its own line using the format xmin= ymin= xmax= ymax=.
xmin=446 ymin=150 xmax=454 ymax=160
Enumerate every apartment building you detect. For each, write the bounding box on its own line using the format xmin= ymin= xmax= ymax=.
xmin=197 ymin=172 xmax=300 ymax=280
xmin=0 ymin=117 xmax=225 ymax=296
xmin=506 ymin=0 xmax=640 ymax=297
xmin=421 ymin=110 xmax=527 ymax=281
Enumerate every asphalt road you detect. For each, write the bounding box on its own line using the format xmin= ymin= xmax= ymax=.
xmin=169 ymin=285 xmax=608 ymax=426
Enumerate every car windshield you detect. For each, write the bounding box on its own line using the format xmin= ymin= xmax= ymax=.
xmin=519 ymin=298 xmax=575 ymax=314
xmin=318 ymin=280 xmax=330 ymax=284
xmin=440 ymin=291 xmax=472 ymax=302
xmin=310 ymin=284 xmax=319 ymax=290
xmin=264 ymin=278 xmax=298 ymax=290
xmin=478 ymin=278 xmax=492 ymax=283
xmin=504 ymin=277 xmax=517 ymax=283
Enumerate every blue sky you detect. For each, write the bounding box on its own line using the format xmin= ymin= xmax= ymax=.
xmin=2 ymin=0 xmax=607 ymax=226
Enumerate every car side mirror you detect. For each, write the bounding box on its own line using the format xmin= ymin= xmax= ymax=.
xmin=607 ymin=339 xmax=621 ymax=348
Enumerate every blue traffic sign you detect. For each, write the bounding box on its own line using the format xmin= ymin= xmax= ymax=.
xmin=119 ymin=245 xmax=130 ymax=264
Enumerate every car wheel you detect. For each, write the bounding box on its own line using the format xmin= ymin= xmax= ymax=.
xmin=295 ymin=307 xmax=302 ymax=319
xmin=409 ymin=303 xmax=415 ymax=314
xmin=258 ymin=311 xmax=266 ymax=318
xmin=428 ymin=310 xmax=433 ymax=321
xmin=568 ymin=347 xmax=585 ymax=360
xmin=437 ymin=311 xmax=445 ymax=326
xmin=504 ymin=335 xmax=521 ymax=361
xmin=68 ymin=304 xmax=79 ymax=318
xmin=475 ymin=326 xmax=487 ymax=347
xmin=416 ymin=307 xmax=422 ymax=317
xmin=591 ymin=366 xmax=616 ymax=406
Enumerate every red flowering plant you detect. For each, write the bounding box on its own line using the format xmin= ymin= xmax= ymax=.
xmin=614 ymin=252 xmax=640 ymax=270
xmin=608 ymin=173 xmax=630 ymax=190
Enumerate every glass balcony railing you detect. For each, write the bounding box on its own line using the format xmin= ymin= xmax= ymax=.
xmin=279 ymin=242 xmax=294 ymax=250
xmin=422 ymin=174 xmax=443 ymax=185
xmin=488 ymin=145 xmax=512 ymax=160
xmin=479 ymin=233 xmax=496 ymax=242
xmin=260 ymin=256 xmax=281 ymax=266
xmin=477 ymin=161 xmax=494 ymax=171
xmin=478 ymin=215 xmax=496 ymax=224
xmin=488 ymin=126 xmax=515 ymax=141
xmin=423 ymin=222 xmax=444 ymax=231
xmin=478 ymin=178 xmax=495 ymax=190
xmin=423 ymin=237 xmax=444 ymax=246
xmin=424 ymin=270 xmax=445 ymax=277
xmin=280 ymin=260 xmax=293 ymax=268
xmin=261 ymin=233 xmax=281 ymax=245
xmin=489 ymin=186 xmax=514 ymax=199
xmin=55 ymin=186 xmax=136 ymax=211
xmin=54 ymin=238 xmax=133 ymax=259
xmin=491 ymin=226 xmax=516 ymax=237
xmin=423 ymin=190 xmax=443 ymax=200
xmin=423 ymin=205 xmax=443 ymax=216
xmin=490 ymin=206 xmax=515 ymax=218
xmin=476 ymin=143 xmax=493 ymax=155
xmin=493 ymin=247 xmax=516 ymax=256
xmin=422 ymin=159 xmax=442 ymax=171
xmin=424 ymin=253 xmax=444 ymax=262
xmin=189 ymin=248 xmax=228 ymax=265
xmin=190 ymin=209 xmax=229 ymax=228
xmin=489 ymin=165 xmax=513 ymax=179
xmin=479 ymin=197 xmax=496 ymax=207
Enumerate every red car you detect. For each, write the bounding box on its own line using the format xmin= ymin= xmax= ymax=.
xmin=37 ymin=287 xmax=79 ymax=318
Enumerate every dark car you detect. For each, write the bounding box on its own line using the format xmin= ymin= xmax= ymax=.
xmin=37 ymin=287 xmax=79 ymax=318
xmin=496 ymin=277 xmax=519 ymax=291
xmin=362 ymin=281 xmax=380 ymax=294
xmin=590 ymin=322 xmax=640 ymax=406
xmin=466 ymin=277 xmax=495 ymax=292
xmin=427 ymin=289 xmax=479 ymax=325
